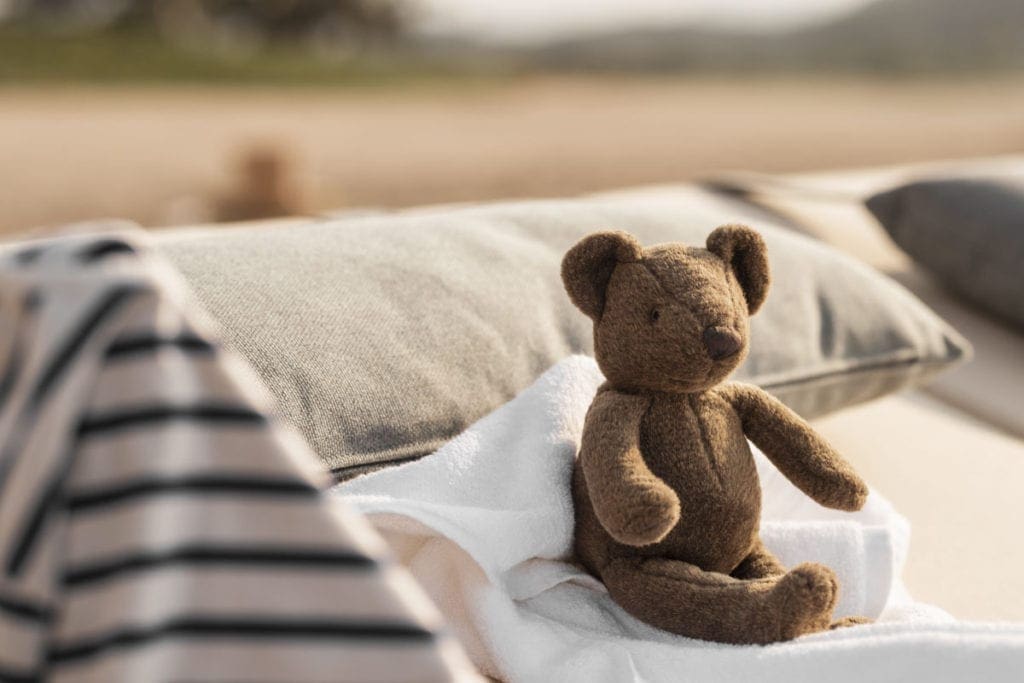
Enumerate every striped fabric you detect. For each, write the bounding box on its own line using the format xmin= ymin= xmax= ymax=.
xmin=0 ymin=230 xmax=477 ymax=683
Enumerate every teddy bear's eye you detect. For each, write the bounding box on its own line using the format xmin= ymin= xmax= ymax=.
xmin=648 ymin=308 xmax=660 ymax=324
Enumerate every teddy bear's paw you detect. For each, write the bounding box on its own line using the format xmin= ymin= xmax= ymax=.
xmin=772 ymin=563 xmax=839 ymax=639
xmin=606 ymin=484 xmax=680 ymax=546
xmin=814 ymin=473 xmax=870 ymax=512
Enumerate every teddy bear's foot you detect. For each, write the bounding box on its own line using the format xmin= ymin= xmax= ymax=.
xmin=830 ymin=615 xmax=873 ymax=629
xmin=769 ymin=563 xmax=840 ymax=640
xmin=732 ymin=539 xmax=787 ymax=580
xmin=601 ymin=556 xmax=826 ymax=645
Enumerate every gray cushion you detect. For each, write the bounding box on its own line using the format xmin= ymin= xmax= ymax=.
xmin=156 ymin=188 xmax=969 ymax=477
xmin=867 ymin=177 xmax=1024 ymax=329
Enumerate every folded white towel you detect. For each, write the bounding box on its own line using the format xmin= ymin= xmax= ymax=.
xmin=335 ymin=356 xmax=1024 ymax=682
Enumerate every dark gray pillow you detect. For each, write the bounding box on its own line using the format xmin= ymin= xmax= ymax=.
xmin=157 ymin=189 xmax=969 ymax=477
xmin=867 ymin=177 xmax=1024 ymax=329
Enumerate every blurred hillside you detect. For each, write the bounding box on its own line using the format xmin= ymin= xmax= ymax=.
xmin=2 ymin=0 xmax=1024 ymax=83
xmin=529 ymin=0 xmax=1024 ymax=73
xmin=0 ymin=0 xmax=461 ymax=84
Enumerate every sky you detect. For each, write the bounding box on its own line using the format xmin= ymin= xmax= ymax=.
xmin=415 ymin=0 xmax=881 ymax=44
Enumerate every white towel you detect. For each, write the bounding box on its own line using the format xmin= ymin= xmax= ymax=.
xmin=335 ymin=356 xmax=1024 ymax=682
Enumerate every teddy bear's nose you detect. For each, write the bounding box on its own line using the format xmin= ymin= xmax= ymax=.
xmin=702 ymin=326 xmax=742 ymax=361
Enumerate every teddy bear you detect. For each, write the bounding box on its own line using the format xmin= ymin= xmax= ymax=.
xmin=561 ymin=225 xmax=871 ymax=645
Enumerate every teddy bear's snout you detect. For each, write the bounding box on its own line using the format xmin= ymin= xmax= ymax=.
xmin=702 ymin=326 xmax=742 ymax=361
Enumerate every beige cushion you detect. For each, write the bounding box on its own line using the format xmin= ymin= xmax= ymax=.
xmin=155 ymin=188 xmax=968 ymax=476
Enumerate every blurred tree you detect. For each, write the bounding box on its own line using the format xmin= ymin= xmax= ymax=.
xmin=8 ymin=0 xmax=136 ymax=30
xmin=7 ymin=0 xmax=409 ymax=50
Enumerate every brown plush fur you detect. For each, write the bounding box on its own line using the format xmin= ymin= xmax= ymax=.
xmin=562 ymin=226 xmax=870 ymax=645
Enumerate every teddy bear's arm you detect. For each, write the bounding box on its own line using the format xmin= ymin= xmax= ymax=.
xmin=721 ymin=383 xmax=868 ymax=512
xmin=579 ymin=390 xmax=680 ymax=546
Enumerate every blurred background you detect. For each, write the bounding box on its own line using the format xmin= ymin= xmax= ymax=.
xmin=1 ymin=0 xmax=1022 ymax=233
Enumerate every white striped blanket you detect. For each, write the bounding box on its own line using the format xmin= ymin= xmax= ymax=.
xmin=0 ymin=229 xmax=477 ymax=683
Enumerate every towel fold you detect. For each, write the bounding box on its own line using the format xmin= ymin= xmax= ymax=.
xmin=335 ymin=356 xmax=1024 ymax=682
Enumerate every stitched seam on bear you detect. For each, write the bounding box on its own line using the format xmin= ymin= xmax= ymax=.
xmin=688 ymin=394 xmax=725 ymax=491
xmin=639 ymin=261 xmax=702 ymax=328
xmin=722 ymin=260 xmax=745 ymax=328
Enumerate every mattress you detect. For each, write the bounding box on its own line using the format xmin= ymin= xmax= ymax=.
xmin=814 ymin=390 xmax=1024 ymax=620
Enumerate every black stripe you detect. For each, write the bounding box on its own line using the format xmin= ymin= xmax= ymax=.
xmin=29 ymin=286 xmax=139 ymax=406
xmin=64 ymin=544 xmax=376 ymax=587
xmin=13 ymin=244 xmax=46 ymax=265
xmin=48 ymin=617 xmax=437 ymax=664
xmin=0 ymin=290 xmax=41 ymax=414
xmin=76 ymin=404 xmax=267 ymax=438
xmin=0 ymin=661 xmax=39 ymax=683
xmin=4 ymin=445 xmax=78 ymax=576
xmin=0 ymin=592 xmax=53 ymax=622
xmin=0 ymin=291 xmax=43 ymax=492
xmin=105 ymin=333 xmax=215 ymax=360
xmin=0 ymin=286 xmax=138 ymax=516
xmin=64 ymin=475 xmax=316 ymax=512
xmin=77 ymin=239 xmax=136 ymax=263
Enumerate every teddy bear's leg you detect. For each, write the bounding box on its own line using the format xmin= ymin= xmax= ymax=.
xmin=731 ymin=539 xmax=786 ymax=580
xmin=735 ymin=542 xmax=875 ymax=632
xmin=601 ymin=556 xmax=839 ymax=644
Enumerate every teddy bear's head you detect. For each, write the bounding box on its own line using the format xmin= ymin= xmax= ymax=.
xmin=562 ymin=225 xmax=770 ymax=393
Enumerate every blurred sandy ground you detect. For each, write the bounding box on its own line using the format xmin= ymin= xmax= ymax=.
xmin=2 ymin=74 xmax=1023 ymax=233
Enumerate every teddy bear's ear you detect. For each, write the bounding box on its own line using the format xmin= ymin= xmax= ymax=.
xmin=561 ymin=231 xmax=644 ymax=320
xmin=706 ymin=224 xmax=770 ymax=315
